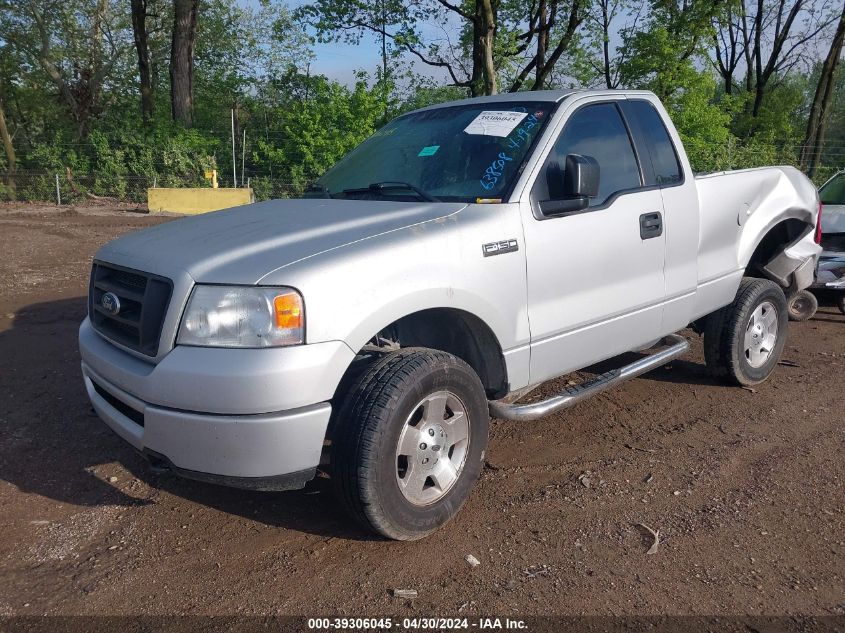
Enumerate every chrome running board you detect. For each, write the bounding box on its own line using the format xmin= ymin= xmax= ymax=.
xmin=489 ymin=334 xmax=690 ymax=421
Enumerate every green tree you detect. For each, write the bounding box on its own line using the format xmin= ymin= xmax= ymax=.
xmin=254 ymin=72 xmax=386 ymax=195
xmin=800 ymin=1 xmax=845 ymax=178
xmin=194 ymin=0 xmax=311 ymax=119
xmin=618 ymin=0 xmax=725 ymax=101
xmin=0 ymin=0 xmax=133 ymax=138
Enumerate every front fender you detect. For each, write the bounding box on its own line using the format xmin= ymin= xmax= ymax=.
xmin=338 ymin=288 xmax=513 ymax=355
xmin=262 ymin=204 xmax=530 ymax=358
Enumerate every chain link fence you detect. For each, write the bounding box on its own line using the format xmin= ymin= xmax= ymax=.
xmin=0 ymin=171 xmax=302 ymax=205
xmin=2 ymin=143 xmax=843 ymax=206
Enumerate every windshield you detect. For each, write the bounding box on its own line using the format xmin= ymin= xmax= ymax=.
xmin=312 ymin=101 xmax=557 ymax=203
xmin=820 ymin=173 xmax=845 ymax=205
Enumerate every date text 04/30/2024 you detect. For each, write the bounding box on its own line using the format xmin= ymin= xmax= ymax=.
xmin=306 ymin=617 xmax=528 ymax=630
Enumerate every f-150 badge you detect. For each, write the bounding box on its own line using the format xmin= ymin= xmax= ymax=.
xmin=482 ymin=239 xmax=519 ymax=257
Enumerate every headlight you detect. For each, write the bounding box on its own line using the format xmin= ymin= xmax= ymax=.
xmin=177 ymin=285 xmax=304 ymax=348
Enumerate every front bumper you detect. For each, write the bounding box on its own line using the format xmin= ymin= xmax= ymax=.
xmin=79 ymin=318 xmax=354 ymax=489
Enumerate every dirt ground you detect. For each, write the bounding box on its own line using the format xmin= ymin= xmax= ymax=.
xmin=0 ymin=203 xmax=843 ymax=621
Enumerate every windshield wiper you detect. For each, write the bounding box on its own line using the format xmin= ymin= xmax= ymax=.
xmin=341 ymin=181 xmax=440 ymax=202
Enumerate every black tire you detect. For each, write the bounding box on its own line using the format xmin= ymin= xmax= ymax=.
xmin=838 ymin=294 xmax=845 ymax=315
xmin=332 ymin=348 xmax=489 ymax=540
xmin=786 ymin=289 xmax=818 ymax=322
xmin=703 ymin=278 xmax=788 ymax=386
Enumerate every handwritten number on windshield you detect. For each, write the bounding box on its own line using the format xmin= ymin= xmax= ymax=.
xmin=480 ymin=153 xmax=513 ymax=189
xmin=479 ymin=113 xmax=540 ymax=191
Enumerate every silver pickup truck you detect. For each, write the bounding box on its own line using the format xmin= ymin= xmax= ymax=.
xmin=79 ymin=90 xmax=821 ymax=540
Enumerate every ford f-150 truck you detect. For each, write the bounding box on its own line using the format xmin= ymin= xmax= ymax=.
xmin=79 ymin=90 xmax=822 ymax=540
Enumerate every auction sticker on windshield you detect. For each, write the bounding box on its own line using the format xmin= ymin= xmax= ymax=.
xmin=418 ymin=145 xmax=440 ymax=157
xmin=464 ymin=111 xmax=528 ymax=137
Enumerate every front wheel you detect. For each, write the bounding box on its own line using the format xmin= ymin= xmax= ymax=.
xmin=332 ymin=348 xmax=490 ymax=540
xmin=703 ymin=278 xmax=788 ymax=386
xmin=838 ymin=294 xmax=845 ymax=315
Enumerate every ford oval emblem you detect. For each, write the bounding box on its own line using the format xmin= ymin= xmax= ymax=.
xmin=101 ymin=291 xmax=121 ymax=315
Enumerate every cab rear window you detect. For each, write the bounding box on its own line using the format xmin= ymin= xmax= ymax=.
xmin=624 ymin=100 xmax=683 ymax=187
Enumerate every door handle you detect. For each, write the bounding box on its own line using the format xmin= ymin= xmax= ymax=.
xmin=639 ymin=212 xmax=663 ymax=239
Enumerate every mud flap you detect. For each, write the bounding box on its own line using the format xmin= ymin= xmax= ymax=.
xmin=763 ymin=252 xmax=815 ymax=290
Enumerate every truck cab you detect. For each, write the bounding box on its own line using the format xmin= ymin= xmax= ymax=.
xmin=514 ymin=92 xmax=700 ymax=383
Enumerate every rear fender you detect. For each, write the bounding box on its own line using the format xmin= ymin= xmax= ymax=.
xmin=737 ymin=168 xmax=820 ymax=291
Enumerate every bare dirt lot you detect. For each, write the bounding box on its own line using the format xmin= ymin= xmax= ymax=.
xmin=0 ymin=203 xmax=843 ymax=621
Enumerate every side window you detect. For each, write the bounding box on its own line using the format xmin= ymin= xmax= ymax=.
xmin=544 ymin=103 xmax=642 ymax=207
xmin=626 ymin=100 xmax=682 ymax=186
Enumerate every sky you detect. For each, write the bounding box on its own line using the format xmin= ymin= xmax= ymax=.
xmin=250 ymin=0 xmax=836 ymax=89
xmin=299 ymin=30 xmax=385 ymax=82
xmin=256 ymin=0 xmax=400 ymax=83
xmin=248 ymin=0 xmax=451 ymax=85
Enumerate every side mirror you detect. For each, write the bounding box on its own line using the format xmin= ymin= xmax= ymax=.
xmin=539 ymin=154 xmax=600 ymax=216
xmin=563 ymin=154 xmax=600 ymax=198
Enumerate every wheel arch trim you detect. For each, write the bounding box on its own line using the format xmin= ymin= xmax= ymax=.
xmin=346 ymin=304 xmax=511 ymax=399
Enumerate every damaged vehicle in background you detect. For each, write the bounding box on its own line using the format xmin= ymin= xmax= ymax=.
xmin=808 ymin=171 xmax=845 ymax=317
xmin=783 ymin=170 xmax=845 ymax=320
xmin=79 ymin=89 xmax=821 ymax=540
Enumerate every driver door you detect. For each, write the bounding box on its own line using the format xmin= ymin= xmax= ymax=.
xmin=523 ymin=100 xmax=667 ymax=384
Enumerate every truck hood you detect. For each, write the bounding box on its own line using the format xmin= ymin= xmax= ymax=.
xmin=97 ymin=198 xmax=466 ymax=284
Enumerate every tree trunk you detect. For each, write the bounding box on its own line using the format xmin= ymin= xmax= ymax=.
xmin=509 ymin=0 xmax=582 ymax=92
xmin=534 ymin=0 xmax=581 ymax=89
xmin=479 ymin=0 xmax=498 ymax=95
xmin=90 ymin=0 xmax=107 ymax=77
xmin=170 ymin=0 xmax=198 ymax=127
xmin=534 ymin=0 xmax=548 ymax=88
xmin=602 ymin=0 xmax=613 ymax=89
xmin=0 ymin=96 xmax=16 ymax=197
xmin=750 ymin=0 xmax=806 ymax=117
xmin=131 ymin=0 xmax=154 ymax=125
xmin=741 ymin=2 xmax=754 ymax=94
xmin=714 ymin=3 xmax=738 ymax=95
xmin=750 ymin=0 xmax=764 ymax=113
xmin=469 ymin=27 xmax=483 ymax=97
xmin=801 ymin=1 xmax=845 ymax=177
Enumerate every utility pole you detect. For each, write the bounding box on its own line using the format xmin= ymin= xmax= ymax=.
xmin=231 ymin=109 xmax=237 ymax=188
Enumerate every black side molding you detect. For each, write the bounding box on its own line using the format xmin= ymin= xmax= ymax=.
xmin=143 ymin=449 xmax=317 ymax=492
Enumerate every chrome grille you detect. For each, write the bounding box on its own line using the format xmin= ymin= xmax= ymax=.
xmin=88 ymin=262 xmax=173 ymax=356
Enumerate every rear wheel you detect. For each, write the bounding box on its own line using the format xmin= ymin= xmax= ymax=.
xmin=786 ymin=289 xmax=818 ymax=322
xmin=703 ymin=278 xmax=788 ymax=386
xmin=332 ymin=348 xmax=489 ymax=540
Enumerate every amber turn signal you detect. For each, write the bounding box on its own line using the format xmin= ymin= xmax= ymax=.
xmin=273 ymin=292 xmax=303 ymax=330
